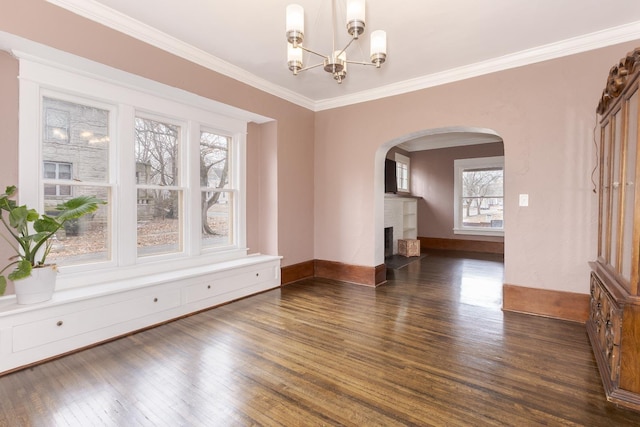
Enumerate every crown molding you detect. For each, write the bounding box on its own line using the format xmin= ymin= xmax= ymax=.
xmin=46 ymin=1 xmax=640 ymax=112
xmin=314 ymin=20 xmax=640 ymax=111
xmin=46 ymin=0 xmax=316 ymax=110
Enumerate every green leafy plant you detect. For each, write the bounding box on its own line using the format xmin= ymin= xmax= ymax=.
xmin=0 ymin=185 xmax=105 ymax=295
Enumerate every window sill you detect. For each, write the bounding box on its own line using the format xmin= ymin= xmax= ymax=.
xmin=453 ymin=228 xmax=504 ymax=237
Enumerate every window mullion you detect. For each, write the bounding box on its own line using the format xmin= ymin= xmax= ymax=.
xmin=236 ymin=130 xmax=247 ymax=249
xmin=18 ymin=78 xmax=42 ymax=210
xmin=118 ymin=105 xmax=138 ymax=266
xmin=186 ymin=121 xmax=200 ymax=256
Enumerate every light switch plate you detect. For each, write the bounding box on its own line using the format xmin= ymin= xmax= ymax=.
xmin=519 ymin=194 xmax=529 ymax=207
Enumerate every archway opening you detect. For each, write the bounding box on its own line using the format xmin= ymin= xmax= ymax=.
xmin=374 ymin=126 xmax=505 ymax=267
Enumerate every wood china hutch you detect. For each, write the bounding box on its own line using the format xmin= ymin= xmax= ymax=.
xmin=588 ymin=47 xmax=640 ymax=411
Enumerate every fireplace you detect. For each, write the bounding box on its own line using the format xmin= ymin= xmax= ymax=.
xmin=384 ymin=227 xmax=393 ymax=258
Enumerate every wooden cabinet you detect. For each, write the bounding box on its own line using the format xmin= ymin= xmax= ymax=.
xmin=588 ymin=47 xmax=640 ymax=411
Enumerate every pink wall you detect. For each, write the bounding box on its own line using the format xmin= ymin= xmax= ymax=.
xmin=0 ymin=51 xmax=18 ymax=293
xmin=315 ymin=40 xmax=640 ymax=294
xmin=257 ymin=122 xmax=279 ymax=256
xmin=1 ymin=1 xmax=639 ymax=296
xmin=411 ymin=142 xmax=504 ymax=241
xmin=0 ymin=0 xmax=314 ymax=268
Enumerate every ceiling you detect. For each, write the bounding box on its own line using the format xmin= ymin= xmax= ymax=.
xmin=395 ymin=128 xmax=503 ymax=152
xmin=48 ymin=0 xmax=640 ymax=111
xmin=45 ymin=0 xmax=640 ymax=150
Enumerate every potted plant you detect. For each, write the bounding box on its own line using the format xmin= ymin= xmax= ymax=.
xmin=0 ymin=185 xmax=104 ymax=304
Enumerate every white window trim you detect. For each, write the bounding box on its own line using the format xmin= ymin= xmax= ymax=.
xmin=453 ymin=156 xmax=504 ymax=237
xmin=16 ymin=52 xmax=259 ymax=290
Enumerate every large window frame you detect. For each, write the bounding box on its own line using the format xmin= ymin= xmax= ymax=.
xmin=18 ymin=56 xmax=250 ymax=290
xmin=453 ymin=156 xmax=504 ymax=237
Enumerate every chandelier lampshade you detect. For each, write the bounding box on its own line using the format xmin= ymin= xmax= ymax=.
xmin=370 ymin=30 xmax=387 ymax=67
xmin=285 ymin=0 xmax=387 ymax=84
xmin=346 ymin=0 xmax=365 ymax=37
xmin=286 ymin=4 xmax=305 ymax=46
xmin=288 ymin=43 xmax=304 ymax=74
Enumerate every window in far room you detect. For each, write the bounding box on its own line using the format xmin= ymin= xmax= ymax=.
xmin=454 ymin=156 xmax=504 ymax=237
xmin=395 ymin=153 xmax=410 ymax=192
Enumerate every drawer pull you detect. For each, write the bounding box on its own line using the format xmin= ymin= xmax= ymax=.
xmin=153 ymin=298 xmax=158 ymax=303
xmin=207 ymin=285 xmax=211 ymax=289
xmin=256 ymin=273 xmax=259 ymax=277
xmin=56 ymin=321 xmax=63 ymax=327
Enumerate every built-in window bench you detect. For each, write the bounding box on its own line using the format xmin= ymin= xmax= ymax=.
xmin=0 ymin=254 xmax=281 ymax=374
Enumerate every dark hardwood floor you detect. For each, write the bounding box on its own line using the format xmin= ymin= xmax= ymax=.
xmin=1 ymin=250 xmax=640 ymax=426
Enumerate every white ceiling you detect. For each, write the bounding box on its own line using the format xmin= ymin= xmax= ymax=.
xmin=396 ymin=129 xmax=503 ymax=152
xmin=48 ymin=0 xmax=640 ymax=111
xmin=45 ymin=0 xmax=640 ymax=150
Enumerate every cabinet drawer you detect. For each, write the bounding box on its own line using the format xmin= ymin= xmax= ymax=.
xmin=12 ymin=289 xmax=180 ymax=352
xmin=184 ymin=266 xmax=277 ymax=304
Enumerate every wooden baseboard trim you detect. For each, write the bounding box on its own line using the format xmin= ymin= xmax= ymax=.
xmin=314 ymin=259 xmax=386 ymax=287
xmin=281 ymin=260 xmax=386 ymax=287
xmin=503 ymin=284 xmax=589 ymax=323
xmin=418 ymin=237 xmax=504 ymax=254
xmin=281 ymin=260 xmax=315 ymax=285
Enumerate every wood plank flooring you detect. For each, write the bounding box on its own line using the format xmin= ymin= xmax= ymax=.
xmin=2 ymin=250 xmax=640 ymax=426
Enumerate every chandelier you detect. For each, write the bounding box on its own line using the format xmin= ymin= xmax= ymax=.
xmin=286 ymin=0 xmax=387 ymax=84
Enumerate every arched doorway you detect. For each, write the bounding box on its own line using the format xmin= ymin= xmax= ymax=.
xmin=374 ymin=126 xmax=504 ymax=266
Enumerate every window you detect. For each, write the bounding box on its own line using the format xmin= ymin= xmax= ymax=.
xmin=43 ymin=161 xmax=72 ymax=196
xmin=41 ymin=96 xmax=111 ymax=266
xmin=200 ymin=130 xmax=234 ymax=249
xmin=19 ymin=57 xmax=250 ymax=289
xmin=454 ymin=156 xmax=504 ymax=236
xmin=395 ymin=153 xmax=410 ymax=192
xmin=135 ymin=116 xmax=183 ymax=257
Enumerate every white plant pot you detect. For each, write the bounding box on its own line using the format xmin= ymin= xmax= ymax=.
xmin=14 ymin=265 xmax=57 ymax=305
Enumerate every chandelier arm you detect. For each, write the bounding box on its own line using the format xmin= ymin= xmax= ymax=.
xmin=298 ymin=45 xmax=329 ymax=59
xmin=336 ymin=37 xmax=357 ymax=58
xmin=296 ymin=62 xmax=326 ymax=73
xmin=345 ymin=60 xmax=377 ymax=66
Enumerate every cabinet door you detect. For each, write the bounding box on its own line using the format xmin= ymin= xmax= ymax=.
xmin=622 ymin=87 xmax=639 ymax=288
xmin=599 ymin=120 xmax=611 ymax=263
xmin=610 ymin=108 xmax=623 ymax=271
